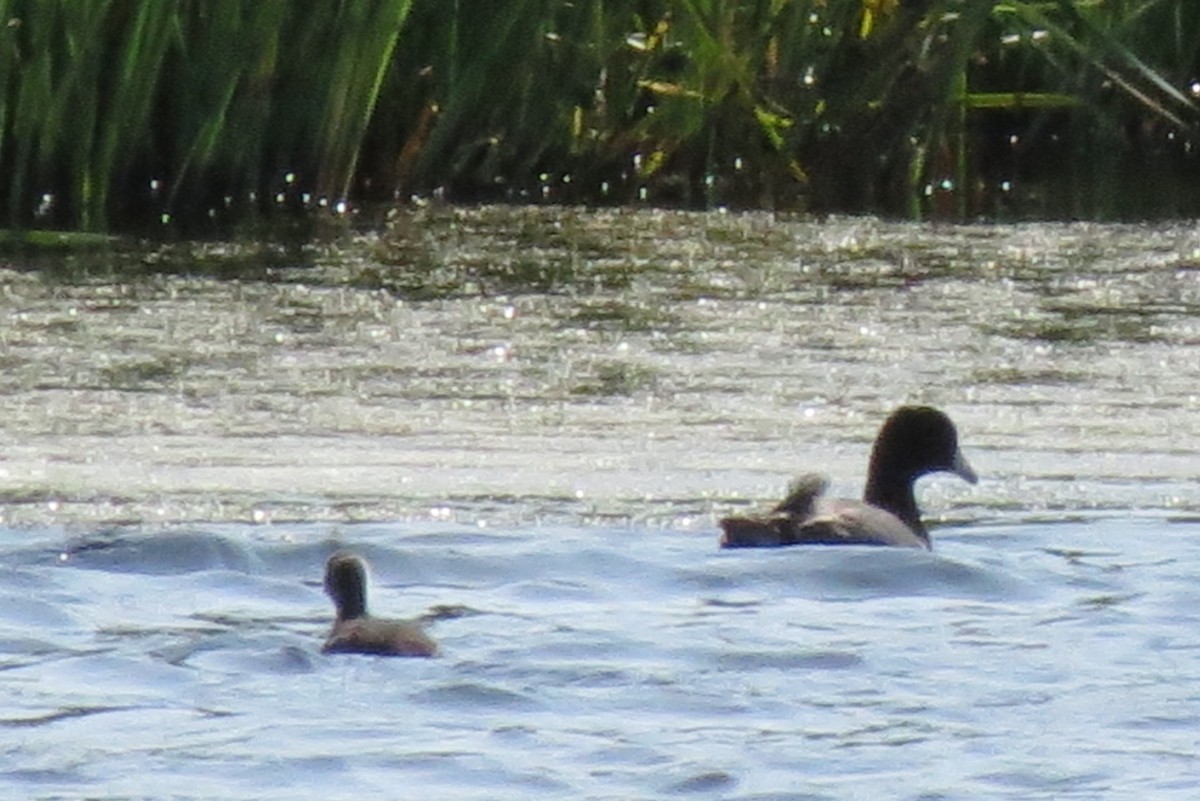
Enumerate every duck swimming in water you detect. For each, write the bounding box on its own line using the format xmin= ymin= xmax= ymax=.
xmin=720 ymin=406 xmax=977 ymax=549
xmin=322 ymin=551 xmax=438 ymax=657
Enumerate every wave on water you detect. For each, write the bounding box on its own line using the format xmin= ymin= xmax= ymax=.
xmin=2 ymin=517 xmax=1199 ymax=800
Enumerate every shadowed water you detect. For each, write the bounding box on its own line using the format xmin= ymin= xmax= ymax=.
xmin=1 ymin=207 xmax=1200 ymax=798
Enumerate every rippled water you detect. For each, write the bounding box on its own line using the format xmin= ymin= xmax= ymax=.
xmin=2 ymin=207 xmax=1200 ymax=798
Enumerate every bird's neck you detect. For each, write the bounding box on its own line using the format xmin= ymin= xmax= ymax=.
xmin=864 ymin=475 xmax=924 ymax=533
xmin=337 ymin=585 xmax=368 ymax=620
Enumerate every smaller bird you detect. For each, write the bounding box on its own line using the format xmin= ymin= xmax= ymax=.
xmin=322 ymin=551 xmax=438 ymax=657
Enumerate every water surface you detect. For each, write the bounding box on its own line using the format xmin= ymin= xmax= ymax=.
xmin=4 ymin=519 xmax=1200 ymax=799
xmin=1 ymin=207 xmax=1199 ymax=798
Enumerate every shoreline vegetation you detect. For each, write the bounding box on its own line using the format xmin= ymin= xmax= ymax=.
xmin=1 ymin=0 xmax=1198 ymax=234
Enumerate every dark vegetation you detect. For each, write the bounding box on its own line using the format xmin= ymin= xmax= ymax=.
xmin=1 ymin=0 xmax=1198 ymax=233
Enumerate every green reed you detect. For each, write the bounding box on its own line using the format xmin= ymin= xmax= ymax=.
xmin=1 ymin=0 xmax=415 ymax=231
xmin=0 ymin=0 xmax=1197 ymax=231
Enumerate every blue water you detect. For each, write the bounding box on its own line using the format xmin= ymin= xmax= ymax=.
xmin=3 ymin=208 xmax=1200 ymax=798
xmin=3 ymin=517 xmax=1200 ymax=799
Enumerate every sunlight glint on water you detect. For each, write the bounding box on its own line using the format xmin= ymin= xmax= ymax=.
xmin=1 ymin=208 xmax=1200 ymax=799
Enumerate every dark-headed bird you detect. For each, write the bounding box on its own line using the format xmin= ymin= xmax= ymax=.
xmin=720 ymin=406 xmax=977 ymax=550
xmin=322 ymin=551 xmax=438 ymax=657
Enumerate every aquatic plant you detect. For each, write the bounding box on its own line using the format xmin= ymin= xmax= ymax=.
xmin=0 ymin=0 xmax=1197 ymax=231
xmin=0 ymin=0 xmax=414 ymax=231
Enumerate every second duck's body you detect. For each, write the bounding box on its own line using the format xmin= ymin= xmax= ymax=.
xmin=720 ymin=406 xmax=977 ymax=549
